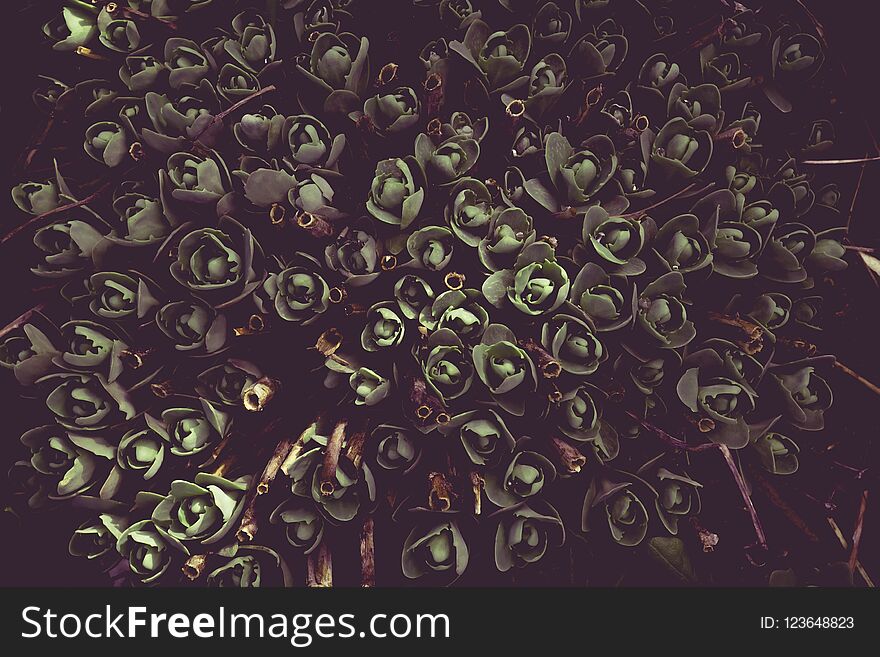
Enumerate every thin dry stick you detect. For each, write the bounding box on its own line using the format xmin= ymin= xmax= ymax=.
xmin=190 ymin=85 xmax=277 ymax=147
xmin=18 ymin=112 xmax=57 ymax=173
xmin=802 ymin=155 xmax=880 ymax=165
xmin=122 ymin=6 xmax=178 ymax=30
xmin=0 ymin=302 xmax=47 ymax=340
xmin=320 ymin=420 xmax=347 ymax=495
xmin=306 ymin=541 xmax=333 ymax=587
xmin=345 ymin=430 xmax=369 ymax=469
xmin=360 ymin=515 xmax=376 ymax=587
xmin=719 ymin=444 xmax=767 ymax=550
xmin=834 ymin=361 xmax=880 ymax=397
xmin=256 ymin=435 xmax=297 ymax=495
xmin=845 ymin=155 xmax=868 ymax=232
xmin=625 ymin=411 xmax=717 ymax=452
xmin=849 ymin=490 xmax=869 ymax=574
xmin=747 ymin=463 xmax=819 ymax=542
xmin=827 ymin=517 xmax=875 ymax=587
xmin=620 ymin=182 xmax=713 ymax=219
xmin=470 ymin=471 xmax=484 ymax=515
xmin=627 ymin=411 xmax=766 ymax=550
xmin=1 ymin=180 xmax=116 ymax=246
xmin=236 ymin=504 xmax=258 ymax=543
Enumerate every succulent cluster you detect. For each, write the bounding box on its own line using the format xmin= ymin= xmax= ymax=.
xmin=2 ymin=0 xmax=861 ymax=587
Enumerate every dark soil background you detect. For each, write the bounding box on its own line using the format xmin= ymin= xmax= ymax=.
xmin=0 ymin=0 xmax=877 ymax=587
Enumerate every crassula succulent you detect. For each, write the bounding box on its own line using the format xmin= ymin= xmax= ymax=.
xmin=2 ymin=0 xmax=871 ymax=592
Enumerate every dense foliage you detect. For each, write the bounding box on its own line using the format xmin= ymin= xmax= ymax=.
xmin=2 ymin=0 xmax=866 ymax=587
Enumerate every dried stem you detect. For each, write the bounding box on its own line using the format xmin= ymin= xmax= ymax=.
xmin=242 ymin=376 xmax=281 ymax=411
xmin=121 ymin=6 xmax=178 ymax=30
xmin=191 ymin=85 xmax=277 ymax=148
xmin=549 ymin=436 xmax=587 ymax=474
xmin=746 ymin=462 xmax=819 ymax=542
xmin=360 ymin=516 xmax=376 ymax=587
xmin=518 ymin=338 xmax=562 ymax=379
xmin=320 ymin=420 xmax=347 ymax=496
xmin=405 ymin=374 xmax=447 ymax=426
xmin=704 ymin=311 xmax=764 ymax=354
xmin=295 ymin=211 xmax=335 ymax=238
xmin=685 ymin=414 xmax=715 ymax=433
xmin=210 ymin=434 xmax=233 ymax=462
xmin=629 ymin=411 xmax=767 ymax=551
xmin=849 ymin=490 xmax=869 ymax=574
xmin=314 ymin=328 xmax=342 ymax=356
xmin=843 ymin=244 xmax=874 ymax=253
xmin=423 ymin=72 xmax=445 ymax=118
xmin=1 ymin=180 xmax=116 ymax=246
xmin=625 ymin=411 xmax=716 ymax=452
xmin=257 ymin=435 xmax=297 ymax=495
xmin=306 ymin=541 xmax=333 ymax=587
xmin=182 ymin=554 xmax=209 ymax=581
xmin=469 ymin=471 xmax=484 ymax=515
xmin=834 ymin=361 xmax=880 ymax=397
xmin=846 ymin=157 xmax=869 ymax=233
xmin=689 ymin=517 xmax=720 ymax=553
xmin=18 ymin=112 xmax=57 ymax=173
xmin=827 ymin=517 xmax=875 ymax=587
xmin=0 ymin=302 xmax=47 ymax=340
xmin=428 ymin=472 xmax=456 ymax=512
xmin=713 ymin=127 xmax=748 ymax=149
xmin=236 ymin=504 xmax=258 ymax=543
xmin=718 ymin=444 xmax=767 ymax=551
xmin=802 ymin=155 xmax=880 ymax=165
xmin=621 ymin=182 xmax=704 ymax=219
xmin=774 ymin=336 xmax=818 ymax=359
xmin=572 ymin=82 xmax=604 ymax=126
xmin=345 ymin=430 xmax=369 ymax=469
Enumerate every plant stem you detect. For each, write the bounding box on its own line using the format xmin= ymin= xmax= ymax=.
xmin=549 ymin=436 xmax=587 ymax=473
xmin=518 ymin=338 xmax=561 ymax=379
xmin=834 ymin=361 xmax=880 ymax=397
xmin=469 ymin=471 xmax=484 ymax=515
xmin=802 ymin=155 xmax=880 ymax=165
xmin=628 ymin=411 xmax=767 ymax=551
xmin=719 ymin=444 xmax=767 ymax=551
xmin=849 ymin=490 xmax=869 ymax=574
xmin=320 ymin=420 xmax=347 ymax=496
xmin=0 ymin=302 xmax=47 ymax=339
xmin=182 ymin=554 xmax=209 ymax=581
xmin=306 ymin=542 xmax=333 ymax=587
xmin=257 ymin=435 xmax=297 ymax=495
xmin=360 ymin=516 xmax=376 ymax=587
xmin=428 ymin=472 xmax=456 ymax=512
xmin=122 ymin=6 xmax=178 ymax=30
xmin=345 ymin=430 xmax=369 ymax=469
xmin=191 ymin=85 xmax=277 ymax=148
xmin=18 ymin=112 xmax=57 ymax=173
xmin=746 ymin=462 xmax=819 ymax=542
xmin=1 ymin=181 xmax=115 ymax=246
xmin=826 ymin=517 xmax=875 ymax=587
xmin=620 ymin=182 xmax=712 ymax=219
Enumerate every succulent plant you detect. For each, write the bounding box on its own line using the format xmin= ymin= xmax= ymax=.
xmin=3 ymin=0 xmax=865 ymax=591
